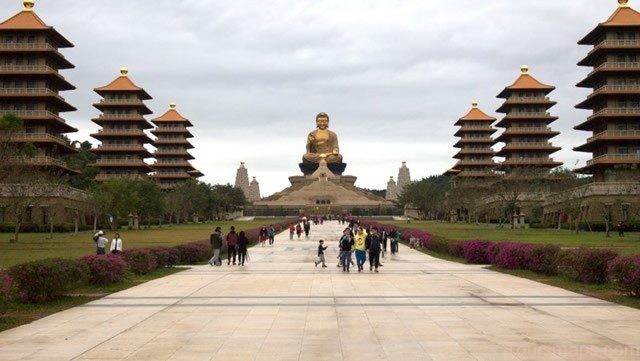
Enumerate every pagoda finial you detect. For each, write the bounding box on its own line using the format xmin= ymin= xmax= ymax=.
xmin=472 ymin=100 xmax=479 ymax=108
xmin=169 ymin=102 xmax=176 ymax=109
xmin=619 ymin=0 xmax=630 ymax=8
xmin=240 ymin=161 xmax=245 ymax=166
xmin=23 ymin=0 xmax=34 ymax=11
xmin=521 ymin=65 xmax=529 ymax=74
xmin=120 ymin=67 xmax=129 ymax=76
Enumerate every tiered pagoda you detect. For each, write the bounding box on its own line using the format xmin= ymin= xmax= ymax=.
xmin=90 ymin=68 xmax=154 ymax=181
xmin=446 ymin=102 xmax=498 ymax=179
xmin=150 ymin=103 xmax=202 ymax=190
xmin=495 ymin=66 xmax=562 ymax=173
xmin=0 ymin=0 xmax=78 ymax=174
xmin=574 ymin=0 xmax=640 ymax=182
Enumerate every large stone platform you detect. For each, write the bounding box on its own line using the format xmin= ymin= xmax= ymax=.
xmin=1 ymin=221 xmax=640 ymax=360
xmin=254 ymin=161 xmax=394 ymax=213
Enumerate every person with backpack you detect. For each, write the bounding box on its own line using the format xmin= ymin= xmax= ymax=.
xmin=110 ymin=233 xmax=123 ymax=255
xmin=267 ymin=225 xmax=276 ymax=245
xmin=208 ymin=227 xmax=223 ymax=266
xmin=366 ymin=227 xmax=382 ymax=273
xmin=237 ymin=231 xmax=248 ymax=266
xmin=339 ymin=228 xmax=353 ymax=272
xmin=226 ymin=226 xmax=238 ymax=265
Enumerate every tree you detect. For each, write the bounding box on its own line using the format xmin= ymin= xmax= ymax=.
xmin=63 ymin=140 xmax=98 ymax=190
xmin=397 ymin=176 xmax=450 ymax=220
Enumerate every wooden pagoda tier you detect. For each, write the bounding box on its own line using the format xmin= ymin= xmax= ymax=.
xmin=447 ymin=102 xmax=499 ymax=178
xmin=150 ymin=103 xmax=202 ymax=190
xmin=574 ymin=0 xmax=640 ymax=181
xmin=0 ymin=0 xmax=78 ymax=175
xmin=495 ymin=66 xmax=562 ymax=171
xmin=90 ymin=68 xmax=154 ymax=181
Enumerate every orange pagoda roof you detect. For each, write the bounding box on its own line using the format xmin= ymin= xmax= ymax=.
xmin=152 ymin=103 xmax=193 ymax=126
xmin=0 ymin=1 xmax=73 ymax=47
xmin=579 ymin=0 xmax=640 ymax=44
xmin=455 ymin=102 xmax=496 ymax=125
xmin=497 ymin=66 xmax=554 ymax=98
xmin=94 ymin=68 xmax=152 ymax=99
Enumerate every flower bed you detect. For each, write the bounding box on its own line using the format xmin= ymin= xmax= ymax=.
xmin=77 ymin=254 xmax=127 ymax=285
xmin=608 ymin=255 xmax=640 ymax=297
xmin=8 ymin=258 xmax=88 ymax=303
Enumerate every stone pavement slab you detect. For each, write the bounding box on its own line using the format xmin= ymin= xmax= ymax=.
xmin=1 ymin=221 xmax=640 ymax=360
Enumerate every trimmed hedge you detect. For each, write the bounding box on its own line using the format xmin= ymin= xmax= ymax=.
xmin=121 ymin=249 xmax=157 ymax=275
xmin=77 ymin=254 xmax=127 ymax=285
xmin=8 ymin=258 xmax=88 ymax=303
xmin=608 ymin=256 xmax=640 ymax=297
xmin=0 ymin=271 xmax=12 ymax=314
xmin=560 ymin=248 xmax=618 ymax=284
xmin=149 ymin=247 xmax=181 ymax=268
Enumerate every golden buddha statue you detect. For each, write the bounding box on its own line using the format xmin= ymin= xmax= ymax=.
xmin=303 ymin=112 xmax=343 ymax=164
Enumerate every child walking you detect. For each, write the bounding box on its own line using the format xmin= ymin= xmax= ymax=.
xmin=315 ymin=240 xmax=328 ymax=268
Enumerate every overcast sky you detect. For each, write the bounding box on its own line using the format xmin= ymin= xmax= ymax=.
xmin=1 ymin=0 xmax=624 ymax=195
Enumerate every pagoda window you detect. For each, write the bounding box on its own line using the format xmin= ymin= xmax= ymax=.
xmin=618 ymin=147 xmax=630 ymax=155
xmin=616 ymin=31 xmax=625 ymax=40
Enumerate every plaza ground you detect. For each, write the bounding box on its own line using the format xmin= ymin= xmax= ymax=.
xmin=0 ymin=220 xmax=283 ymax=268
xmin=1 ymin=221 xmax=639 ymax=360
xmin=382 ymin=221 xmax=640 ymax=255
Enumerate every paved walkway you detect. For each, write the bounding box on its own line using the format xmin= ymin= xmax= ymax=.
xmin=1 ymin=221 xmax=640 ymax=361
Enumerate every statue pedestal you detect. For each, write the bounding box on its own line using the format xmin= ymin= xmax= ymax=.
xmin=299 ymin=162 xmax=346 ymax=176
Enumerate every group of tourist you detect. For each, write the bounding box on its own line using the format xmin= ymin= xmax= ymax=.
xmin=314 ymin=220 xmax=402 ymax=273
xmin=259 ymin=225 xmax=277 ymax=246
xmin=92 ymin=230 xmax=123 ymax=255
xmin=208 ymin=226 xmax=249 ymax=266
xmin=289 ymin=220 xmax=312 ymax=239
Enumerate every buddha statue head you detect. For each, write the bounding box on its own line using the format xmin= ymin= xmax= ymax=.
xmin=316 ymin=112 xmax=330 ymax=130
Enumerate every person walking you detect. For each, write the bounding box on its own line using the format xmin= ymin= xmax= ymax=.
xmin=226 ymin=226 xmax=238 ymax=265
xmin=208 ymin=227 xmax=223 ymax=266
xmin=237 ymin=231 xmax=248 ymax=266
xmin=267 ymin=225 xmax=276 ymax=245
xmin=95 ymin=231 xmax=108 ymax=255
xmin=259 ymin=225 xmax=268 ymax=246
xmin=380 ymin=228 xmax=388 ymax=258
xmin=315 ymin=239 xmax=328 ymax=268
xmin=304 ymin=221 xmax=311 ymax=238
xmin=340 ymin=228 xmax=353 ymax=272
xmin=289 ymin=224 xmax=295 ymax=240
xmin=110 ymin=233 xmax=123 ymax=255
xmin=296 ymin=223 xmax=303 ymax=239
xmin=617 ymin=221 xmax=625 ymax=237
xmin=354 ymin=228 xmax=367 ymax=272
xmin=366 ymin=227 xmax=382 ymax=272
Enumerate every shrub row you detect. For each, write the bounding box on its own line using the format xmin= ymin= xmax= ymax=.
xmin=2 ymin=220 xmax=300 ymax=305
xmin=359 ymin=220 xmax=640 ymax=297
xmin=0 ymin=223 xmax=93 ymax=233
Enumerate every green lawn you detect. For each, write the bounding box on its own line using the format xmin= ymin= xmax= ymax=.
xmin=0 ymin=219 xmax=284 ymax=268
xmin=382 ymin=221 xmax=640 ymax=255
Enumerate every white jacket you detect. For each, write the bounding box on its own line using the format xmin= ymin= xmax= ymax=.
xmin=110 ymin=238 xmax=123 ymax=252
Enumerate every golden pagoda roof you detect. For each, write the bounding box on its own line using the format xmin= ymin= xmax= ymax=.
xmin=94 ymin=68 xmax=152 ymax=99
xmin=579 ymin=0 xmax=640 ymax=44
xmin=497 ymin=66 xmax=554 ymax=97
xmin=458 ymin=102 xmax=496 ymax=122
xmin=0 ymin=1 xmax=73 ymax=47
xmin=152 ymin=103 xmax=194 ymax=126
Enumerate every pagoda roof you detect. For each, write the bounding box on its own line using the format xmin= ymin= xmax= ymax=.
xmin=455 ymin=103 xmax=496 ymax=125
xmin=94 ymin=68 xmax=152 ymax=99
xmin=579 ymin=1 xmax=640 ymax=45
xmin=497 ymin=67 xmax=555 ymax=98
xmin=152 ymin=104 xmax=193 ymax=125
xmin=0 ymin=5 xmax=73 ymax=47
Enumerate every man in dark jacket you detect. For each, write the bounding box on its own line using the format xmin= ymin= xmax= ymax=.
xmin=226 ymin=226 xmax=238 ymax=265
xmin=366 ymin=227 xmax=382 ymax=273
xmin=208 ymin=227 xmax=223 ymax=266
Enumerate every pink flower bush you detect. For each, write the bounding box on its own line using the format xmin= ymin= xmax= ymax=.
xmin=608 ymin=255 xmax=640 ymax=297
xmin=149 ymin=247 xmax=181 ymax=267
xmin=77 ymin=254 xmax=127 ymax=285
xmin=8 ymin=258 xmax=88 ymax=303
xmin=459 ymin=241 xmax=492 ymax=264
